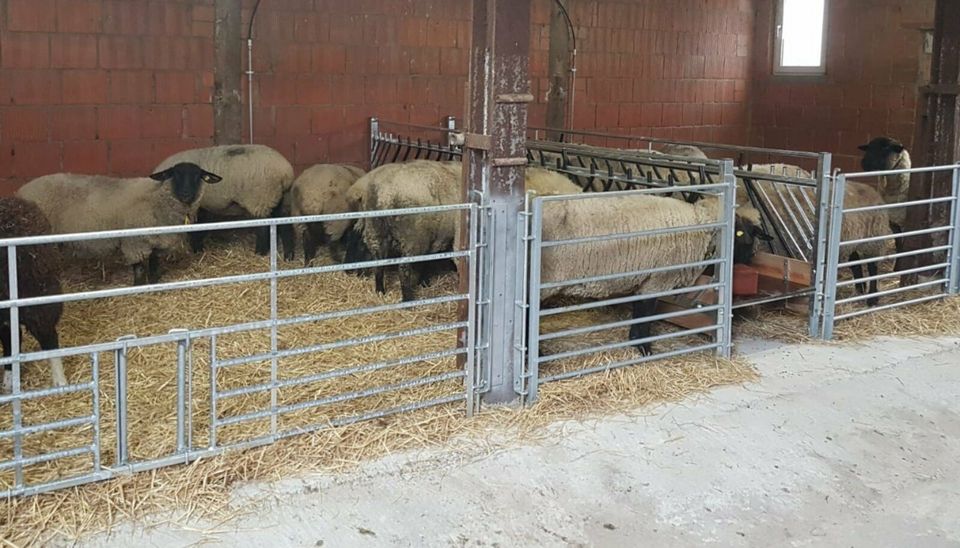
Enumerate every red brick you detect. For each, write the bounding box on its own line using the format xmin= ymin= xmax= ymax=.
xmin=681 ymin=103 xmax=702 ymax=126
xmin=251 ymin=107 xmax=276 ymax=138
xmin=312 ymin=45 xmax=346 ymax=73
xmin=141 ymin=106 xmax=183 ymax=138
xmin=276 ymin=107 xmax=312 ymax=137
xmin=311 ymin=106 xmax=345 ymax=134
xmin=99 ymin=36 xmax=143 ymax=69
xmin=596 ymin=104 xmax=620 ymax=127
xmin=662 ymin=103 xmax=683 ymax=126
xmin=49 ymin=107 xmax=98 ymax=140
xmin=640 ymin=103 xmax=663 ymax=126
xmin=295 ymin=76 xmax=330 ymax=105
xmin=156 ymin=72 xmax=197 ymax=104
xmin=345 ymin=47 xmax=381 ymax=76
xmin=102 ymin=0 xmax=149 ymax=35
xmin=109 ymin=140 xmax=155 ymax=176
xmin=98 ymin=106 xmax=141 ymax=140
xmin=258 ymin=75 xmax=299 ymax=106
xmin=0 ymin=33 xmax=51 ymax=69
xmin=11 ymin=142 xmax=61 ymax=178
xmin=142 ymin=38 xmax=188 ymax=70
xmin=275 ymin=44 xmax=313 ymax=73
xmin=363 ymin=76 xmax=398 ymax=105
xmin=61 ymin=70 xmax=107 ymax=104
xmin=192 ymin=5 xmax=215 ymax=22
xmin=7 ymin=0 xmax=57 ymax=32
xmin=184 ymin=104 xmax=213 ymax=139
xmin=50 ymin=34 xmax=99 ymax=68
xmin=294 ymin=136 xmax=329 ymax=166
xmin=109 ymin=71 xmax=155 ymax=103
xmin=3 ymin=70 xmax=62 ymax=105
xmin=192 ymin=20 xmax=214 ymax=38
xmin=0 ymin=108 xmax=49 ymax=141
xmin=702 ymin=104 xmax=722 ymax=125
xmin=408 ymin=48 xmax=440 ymax=75
xmin=62 ymin=141 xmax=109 ymax=173
xmin=56 ymin=0 xmax=103 ymax=33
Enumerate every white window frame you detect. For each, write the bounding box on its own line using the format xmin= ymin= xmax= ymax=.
xmin=773 ymin=0 xmax=829 ymax=76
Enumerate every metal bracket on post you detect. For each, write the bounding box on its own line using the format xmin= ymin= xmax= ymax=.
xmin=820 ymin=174 xmax=847 ymax=340
xmin=369 ymin=117 xmax=380 ymax=171
xmin=948 ymin=165 xmax=960 ymax=294
xmin=810 ymin=152 xmax=833 ymax=337
xmin=114 ymin=334 xmax=136 ymax=466
xmin=717 ymin=160 xmax=736 ymax=358
xmin=170 ymin=329 xmax=190 ymax=455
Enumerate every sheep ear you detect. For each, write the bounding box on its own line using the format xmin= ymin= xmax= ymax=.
xmin=752 ymin=226 xmax=774 ymax=241
xmin=889 ymin=143 xmax=905 ymax=153
xmin=201 ymin=171 xmax=223 ymax=184
xmin=149 ymin=168 xmax=172 ymax=182
xmin=857 ymin=144 xmax=870 ymax=152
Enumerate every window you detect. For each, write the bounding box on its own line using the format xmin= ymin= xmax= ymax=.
xmin=774 ymin=0 xmax=828 ymax=76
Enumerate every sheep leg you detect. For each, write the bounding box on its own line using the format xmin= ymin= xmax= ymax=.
xmin=374 ymin=268 xmax=386 ymax=295
xmin=189 ymin=209 xmax=211 ymax=254
xmin=33 ymin=324 xmax=66 ymax=387
xmin=0 ymin=324 xmax=11 ymax=394
xmin=254 ymin=226 xmax=270 ymax=256
xmin=890 ymin=222 xmax=903 ymax=271
xmin=270 ymin=202 xmax=295 ymax=262
xmin=303 ymin=225 xmax=319 ymax=267
xmin=866 ymin=260 xmax=880 ymax=307
xmin=399 ymin=264 xmax=420 ymax=302
xmin=147 ymin=251 xmax=162 ymax=284
xmin=629 ymin=298 xmax=658 ymax=355
xmin=848 ymin=251 xmax=867 ymax=296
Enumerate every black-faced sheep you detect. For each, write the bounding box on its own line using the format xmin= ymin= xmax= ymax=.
xmin=859 ymin=137 xmax=912 ymax=230
xmin=285 ymin=164 xmax=366 ymax=266
xmin=154 ymin=145 xmax=296 ymax=260
xmin=0 ymin=197 xmax=66 ymax=392
xmin=17 ymin=163 xmax=222 ymax=286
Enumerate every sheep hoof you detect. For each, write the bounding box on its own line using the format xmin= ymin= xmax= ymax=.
xmin=866 ymin=297 xmax=879 ymax=307
xmin=634 ymin=343 xmax=652 ymax=356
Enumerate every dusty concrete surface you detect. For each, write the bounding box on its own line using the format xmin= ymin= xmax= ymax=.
xmin=85 ymin=336 xmax=960 ymax=547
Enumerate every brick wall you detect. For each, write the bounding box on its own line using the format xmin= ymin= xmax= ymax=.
xmin=0 ymin=0 xmax=757 ymax=194
xmin=749 ymin=0 xmax=936 ymax=171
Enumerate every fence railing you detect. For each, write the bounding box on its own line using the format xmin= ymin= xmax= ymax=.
xmin=369 ymin=117 xmax=463 ymax=170
xmin=818 ymin=164 xmax=960 ymax=339
xmin=0 ymin=205 xmax=479 ymax=497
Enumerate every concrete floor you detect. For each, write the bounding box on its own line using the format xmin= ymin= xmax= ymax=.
xmin=85 ymin=336 xmax=960 ymax=547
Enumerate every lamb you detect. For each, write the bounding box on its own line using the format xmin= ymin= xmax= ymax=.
xmin=0 ymin=197 xmax=67 ymax=392
xmin=154 ymin=145 xmax=296 ymax=260
xmin=17 ymin=163 xmax=222 ymax=286
xmin=738 ymin=163 xmax=893 ymax=306
xmin=285 ymin=164 xmax=366 ymax=265
xmin=344 ymin=161 xmax=582 ymax=300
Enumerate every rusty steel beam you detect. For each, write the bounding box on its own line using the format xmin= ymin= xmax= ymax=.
xmin=901 ymin=0 xmax=960 ymax=282
xmin=546 ymin=0 xmax=572 ymax=138
xmin=460 ymin=0 xmax=532 ymax=405
xmin=213 ymin=0 xmax=243 ymax=145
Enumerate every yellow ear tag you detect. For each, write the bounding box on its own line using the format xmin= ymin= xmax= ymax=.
xmin=736 ymin=230 xmax=744 ymax=237
xmin=184 ymin=216 xmax=191 ymax=225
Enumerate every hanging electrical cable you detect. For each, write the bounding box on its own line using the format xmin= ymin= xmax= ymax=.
xmin=246 ymin=0 xmax=263 ymax=144
xmin=552 ymin=0 xmax=577 ymax=130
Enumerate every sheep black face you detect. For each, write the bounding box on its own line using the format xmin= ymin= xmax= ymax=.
xmin=859 ymin=137 xmax=906 ymax=172
xmin=733 ymin=218 xmax=773 ymax=264
xmin=150 ymin=162 xmax=223 ymax=205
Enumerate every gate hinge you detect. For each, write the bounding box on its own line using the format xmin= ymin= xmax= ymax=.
xmin=464 ymin=133 xmax=492 ymax=151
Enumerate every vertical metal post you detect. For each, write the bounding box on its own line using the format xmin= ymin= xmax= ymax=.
xmin=524 ymin=198 xmax=544 ymax=404
xmin=171 ymin=329 xmax=189 ymax=454
xmin=208 ymin=334 xmax=218 ymax=449
xmin=464 ymin=205 xmax=479 ymax=417
xmin=7 ymin=246 xmax=24 ymax=488
xmin=91 ymin=352 xmax=101 ymax=472
xmin=463 ymin=0 xmax=532 ymax=406
xmin=948 ymin=165 xmax=960 ymax=293
xmin=512 ymin=203 xmax=531 ymax=404
xmin=717 ymin=160 xmax=736 ymax=358
xmin=821 ymin=174 xmax=847 ymax=340
xmin=269 ymin=224 xmax=279 ymax=437
xmin=369 ymin=117 xmax=380 ymax=171
xmin=810 ymin=153 xmax=833 ymax=337
xmin=114 ymin=335 xmax=134 ymax=466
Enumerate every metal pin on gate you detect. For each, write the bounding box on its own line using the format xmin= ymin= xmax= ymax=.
xmin=208 ymin=334 xmax=218 ymax=449
xmin=7 ymin=245 xmax=24 ymax=488
xmin=269 ymin=224 xmax=279 ymax=438
xmin=91 ymin=352 xmax=101 ymax=472
xmin=170 ymin=328 xmax=190 ymax=455
xmin=948 ymin=165 xmax=960 ymax=294
xmin=114 ymin=335 xmax=136 ymax=466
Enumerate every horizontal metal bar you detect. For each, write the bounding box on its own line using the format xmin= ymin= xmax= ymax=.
xmin=0 ymin=381 xmax=95 ymax=405
xmin=527 ymin=128 xmax=823 ymax=158
xmin=836 ymin=262 xmax=950 ymax=288
xmin=216 ymin=370 xmax=465 ymax=428
xmin=840 ymin=226 xmax=951 ymax=247
xmin=277 ymin=393 xmax=467 ymax=440
xmin=731 ymin=288 xmax=814 ymax=310
xmin=0 ymin=415 xmax=95 ymax=440
xmin=0 ymin=203 xmax=474 ymax=248
xmin=0 ymin=445 xmax=93 ymax=471
xmin=377 ymin=121 xmax=462 ymax=133
xmin=736 ymin=170 xmax=818 ymax=187
xmin=844 ymin=195 xmax=956 ymax=214
xmin=539 ymin=325 xmax=719 ymax=364
xmin=838 ymin=245 xmax=952 ymax=268
xmin=537 ymin=182 xmax=730 ymax=203
xmin=215 ymin=321 xmax=467 ymax=369
xmin=836 ymin=278 xmax=948 ymax=305
xmin=543 ymin=222 xmax=724 ymax=249
xmin=541 ymin=283 xmax=722 ymax=317
xmin=540 ymin=343 xmax=721 ymax=384
xmin=539 ymin=258 xmax=722 ymax=290
xmin=216 ymin=347 xmax=467 ymax=399
xmin=834 ymin=293 xmax=948 ymax=321
xmin=0 ymin=250 xmax=469 ymax=310
xmin=540 ymin=304 xmax=722 ymax=342
xmin=843 ymin=165 xmax=960 ymax=178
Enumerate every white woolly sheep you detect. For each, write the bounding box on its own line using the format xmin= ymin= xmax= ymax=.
xmin=0 ymin=197 xmax=66 ymax=393
xmin=17 ymin=163 xmax=223 ymax=286
xmin=155 ymin=144 xmax=296 ymax=260
xmin=285 ymin=163 xmax=366 ymax=265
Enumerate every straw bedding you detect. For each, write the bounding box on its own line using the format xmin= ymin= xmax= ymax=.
xmin=0 ymin=232 xmax=758 ymax=544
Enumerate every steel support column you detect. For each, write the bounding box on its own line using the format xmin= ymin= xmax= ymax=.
xmin=462 ymin=0 xmax=532 ymax=405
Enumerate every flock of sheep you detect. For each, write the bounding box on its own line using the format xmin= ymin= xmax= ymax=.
xmin=0 ymin=135 xmax=913 ymax=392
